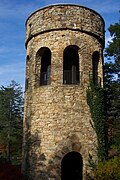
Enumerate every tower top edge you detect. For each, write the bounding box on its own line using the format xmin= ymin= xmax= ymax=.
xmin=25 ymin=3 xmax=105 ymax=26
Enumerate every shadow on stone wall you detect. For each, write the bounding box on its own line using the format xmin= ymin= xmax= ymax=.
xmin=24 ymin=131 xmax=83 ymax=179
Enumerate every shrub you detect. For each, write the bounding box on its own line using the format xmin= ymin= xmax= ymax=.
xmin=94 ymin=156 xmax=120 ymax=180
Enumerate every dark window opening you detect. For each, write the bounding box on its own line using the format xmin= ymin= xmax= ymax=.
xmin=40 ymin=48 xmax=51 ymax=85
xmin=63 ymin=46 xmax=80 ymax=84
xmin=25 ymin=78 xmax=29 ymax=90
xmin=25 ymin=55 xmax=30 ymax=90
xmin=61 ymin=151 xmax=83 ymax=180
xmin=92 ymin=51 xmax=100 ymax=86
xmin=26 ymin=55 xmax=30 ymax=61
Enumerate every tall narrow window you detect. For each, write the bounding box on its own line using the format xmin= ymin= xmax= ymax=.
xmin=25 ymin=55 xmax=30 ymax=91
xmin=40 ymin=48 xmax=51 ymax=85
xmin=92 ymin=51 xmax=100 ymax=86
xmin=36 ymin=47 xmax=51 ymax=86
xmin=63 ymin=45 xmax=79 ymax=84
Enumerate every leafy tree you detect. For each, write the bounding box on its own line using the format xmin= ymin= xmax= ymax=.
xmin=104 ymin=17 xmax=120 ymax=153
xmin=0 ymin=81 xmax=23 ymax=163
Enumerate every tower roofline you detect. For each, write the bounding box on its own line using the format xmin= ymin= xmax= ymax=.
xmin=25 ymin=3 xmax=105 ymax=26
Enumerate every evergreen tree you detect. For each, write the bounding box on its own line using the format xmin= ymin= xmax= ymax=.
xmin=105 ymin=20 xmax=120 ymax=76
xmin=104 ymin=17 xmax=120 ymax=153
xmin=0 ymin=81 xmax=23 ymax=163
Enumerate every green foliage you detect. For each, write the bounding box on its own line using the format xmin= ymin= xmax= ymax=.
xmin=0 ymin=81 xmax=23 ymax=163
xmin=88 ymin=154 xmax=97 ymax=171
xmin=105 ymin=19 xmax=120 ymax=75
xmin=104 ymin=16 xmax=120 ymax=154
xmin=87 ymin=77 xmax=107 ymax=161
xmin=94 ymin=156 xmax=120 ymax=180
xmin=87 ymin=15 xmax=120 ymax=179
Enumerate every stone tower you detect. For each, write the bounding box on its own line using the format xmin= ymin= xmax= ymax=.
xmin=22 ymin=4 xmax=105 ymax=180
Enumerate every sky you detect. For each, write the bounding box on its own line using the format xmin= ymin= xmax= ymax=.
xmin=0 ymin=0 xmax=119 ymax=89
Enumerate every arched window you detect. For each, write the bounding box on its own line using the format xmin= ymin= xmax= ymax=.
xmin=36 ymin=47 xmax=51 ymax=86
xmin=63 ymin=45 xmax=80 ymax=84
xmin=25 ymin=55 xmax=30 ymax=91
xmin=61 ymin=151 xmax=83 ymax=180
xmin=92 ymin=51 xmax=100 ymax=86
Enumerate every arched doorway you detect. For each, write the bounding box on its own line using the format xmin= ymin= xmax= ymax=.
xmin=61 ymin=151 xmax=83 ymax=180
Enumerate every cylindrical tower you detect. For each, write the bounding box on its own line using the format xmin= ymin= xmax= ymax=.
xmin=22 ymin=4 xmax=105 ymax=179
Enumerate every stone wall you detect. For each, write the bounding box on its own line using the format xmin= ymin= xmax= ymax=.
xmin=22 ymin=4 xmax=105 ymax=180
xmin=25 ymin=4 xmax=105 ymax=47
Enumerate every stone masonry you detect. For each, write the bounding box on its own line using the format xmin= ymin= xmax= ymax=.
xmin=22 ymin=4 xmax=105 ymax=180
